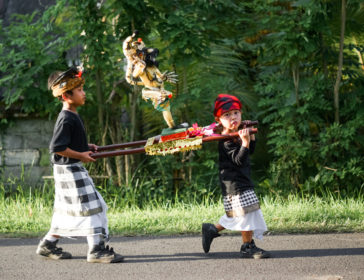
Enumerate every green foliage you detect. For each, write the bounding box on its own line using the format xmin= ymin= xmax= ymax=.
xmin=1 ymin=0 xmax=363 ymax=199
xmin=150 ymin=0 xmax=243 ymax=66
xmin=253 ymin=1 xmax=364 ymax=195
xmin=95 ymin=149 xmax=220 ymax=208
xmin=0 ymin=11 xmax=76 ymax=118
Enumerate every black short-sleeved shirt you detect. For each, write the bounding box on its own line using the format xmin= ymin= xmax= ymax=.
xmin=49 ymin=110 xmax=89 ymax=165
xmin=218 ymin=139 xmax=256 ymax=196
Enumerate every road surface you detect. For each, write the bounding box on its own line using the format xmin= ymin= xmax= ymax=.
xmin=0 ymin=233 xmax=363 ymax=280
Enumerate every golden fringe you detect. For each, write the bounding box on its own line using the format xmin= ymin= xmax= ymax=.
xmin=145 ymin=137 xmax=203 ymax=156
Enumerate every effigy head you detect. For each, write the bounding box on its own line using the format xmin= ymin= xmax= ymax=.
xmin=138 ymin=47 xmax=160 ymax=67
xmin=132 ymin=37 xmax=145 ymax=50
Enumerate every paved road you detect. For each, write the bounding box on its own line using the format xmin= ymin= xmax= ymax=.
xmin=0 ymin=233 xmax=363 ymax=280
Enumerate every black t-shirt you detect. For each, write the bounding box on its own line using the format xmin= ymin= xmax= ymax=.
xmin=49 ymin=110 xmax=89 ymax=165
xmin=218 ymin=139 xmax=256 ymax=196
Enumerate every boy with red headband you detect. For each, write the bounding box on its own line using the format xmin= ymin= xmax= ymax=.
xmin=202 ymin=94 xmax=270 ymax=259
xmin=36 ymin=67 xmax=124 ymax=263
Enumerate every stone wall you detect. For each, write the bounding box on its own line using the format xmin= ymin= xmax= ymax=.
xmin=0 ymin=0 xmax=55 ymax=25
xmin=0 ymin=119 xmax=54 ymax=185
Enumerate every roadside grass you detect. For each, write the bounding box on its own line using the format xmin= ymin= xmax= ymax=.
xmin=109 ymin=195 xmax=364 ymax=235
xmin=0 ymin=184 xmax=363 ymax=237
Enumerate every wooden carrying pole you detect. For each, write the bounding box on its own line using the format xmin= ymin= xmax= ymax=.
xmin=91 ymin=127 xmax=257 ymax=159
xmin=95 ymin=120 xmax=258 ymax=152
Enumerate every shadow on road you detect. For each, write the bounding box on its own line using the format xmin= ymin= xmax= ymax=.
xmin=93 ymin=248 xmax=364 ymax=263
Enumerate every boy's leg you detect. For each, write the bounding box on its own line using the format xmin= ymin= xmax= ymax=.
xmin=215 ymin=224 xmax=225 ymax=232
xmin=202 ymin=223 xmax=223 ymax=253
xmin=87 ymin=234 xmax=124 ymax=263
xmin=240 ymin=231 xmax=270 ymax=259
xmin=242 ymin=230 xmax=253 ymax=243
xmin=87 ymin=234 xmax=100 ymax=248
xmin=36 ymin=233 xmax=72 ymax=260
xmin=44 ymin=234 xmax=59 ymax=242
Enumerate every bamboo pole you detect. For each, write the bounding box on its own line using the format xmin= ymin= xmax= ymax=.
xmin=96 ymin=120 xmax=258 ymax=152
xmin=97 ymin=137 xmax=160 ymax=152
xmin=91 ymin=128 xmax=257 ymax=159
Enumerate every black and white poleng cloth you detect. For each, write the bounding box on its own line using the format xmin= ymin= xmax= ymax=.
xmin=49 ymin=163 xmax=108 ymax=237
xmin=223 ymin=189 xmax=260 ymax=217
xmin=53 ymin=163 xmax=103 ymax=217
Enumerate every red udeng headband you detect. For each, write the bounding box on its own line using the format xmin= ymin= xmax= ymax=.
xmin=214 ymin=94 xmax=242 ymax=117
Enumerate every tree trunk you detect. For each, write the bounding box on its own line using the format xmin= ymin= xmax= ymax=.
xmin=123 ymin=18 xmax=137 ymax=186
xmin=320 ymin=33 xmax=329 ymax=79
xmin=95 ymin=68 xmax=104 ymax=135
xmin=124 ymin=86 xmax=139 ymax=185
xmin=103 ymin=112 xmax=114 ymax=179
xmin=115 ymin=121 xmax=124 ymax=186
xmin=124 ymin=128 xmax=130 ymax=186
xmin=292 ymin=64 xmax=300 ymax=107
xmin=108 ymin=121 xmax=124 ymax=186
xmin=129 ymin=86 xmax=138 ymax=143
xmin=172 ymin=66 xmax=186 ymax=191
xmin=95 ymin=67 xmax=114 ymax=178
xmin=333 ymin=0 xmax=346 ymax=124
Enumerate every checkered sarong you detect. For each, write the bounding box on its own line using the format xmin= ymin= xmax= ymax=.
xmin=223 ymin=189 xmax=260 ymax=217
xmin=48 ymin=163 xmax=108 ymax=237
xmin=53 ymin=163 xmax=103 ymax=217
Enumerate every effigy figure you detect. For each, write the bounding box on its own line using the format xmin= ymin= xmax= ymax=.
xmin=123 ymin=31 xmax=178 ymax=128
xmin=122 ymin=31 xmax=146 ymax=83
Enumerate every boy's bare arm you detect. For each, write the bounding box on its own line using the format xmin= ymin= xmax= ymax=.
xmin=56 ymin=148 xmax=96 ymax=163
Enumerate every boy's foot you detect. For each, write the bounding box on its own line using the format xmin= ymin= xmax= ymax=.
xmin=240 ymin=240 xmax=270 ymax=259
xmin=36 ymin=239 xmax=72 ymax=260
xmin=87 ymin=241 xmax=124 ymax=263
xmin=202 ymin=223 xmax=220 ymax=253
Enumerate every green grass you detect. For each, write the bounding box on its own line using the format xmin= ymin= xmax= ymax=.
xmin=262 ymin=195 xmax=364 ymax=233
xmin=1 ymin=189 xmax=363 ymax=237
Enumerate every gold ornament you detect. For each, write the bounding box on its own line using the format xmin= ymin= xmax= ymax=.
xmin=144 ymin=137 xmax=203 ymax=156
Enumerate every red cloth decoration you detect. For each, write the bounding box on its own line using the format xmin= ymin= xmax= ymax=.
xmin=160 ymin=131 xmax=188 ymax=142
xmin=75 ymin=71 xmax=82 ymax=78
xmin=213 ymin=94 xmax=242 ymax=117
